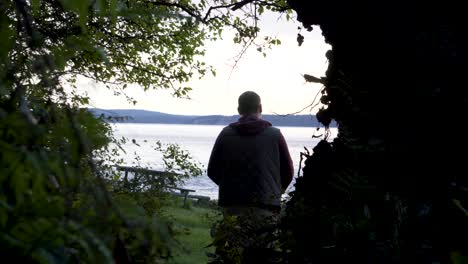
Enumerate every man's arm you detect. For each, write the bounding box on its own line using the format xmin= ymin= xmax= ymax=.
xmin=207 ymin=131 xmax=224 ymax=185
xmin=278 ymin=132 xmax=294 ymax=192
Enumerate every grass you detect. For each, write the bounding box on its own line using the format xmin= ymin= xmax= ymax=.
xmin=161 ymin=198 xmax=221 ymax=264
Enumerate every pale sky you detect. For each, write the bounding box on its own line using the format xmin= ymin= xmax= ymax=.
xmin=81 ymin=12 xmax=331 ymax=116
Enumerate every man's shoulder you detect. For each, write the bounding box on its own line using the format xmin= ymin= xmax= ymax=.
xmin=221 ymin=125 xmax=234 ymax=132
xmin=264 ymin=126 xmax=281 ymax=133
xmin=218 ymin=125 xmax=236 ymax=136
xmin=218 ymin=124 xmax=281 ymax=137
xmin=257 ymin=126 xmax=281 ymax=139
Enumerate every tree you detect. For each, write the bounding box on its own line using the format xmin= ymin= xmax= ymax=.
xmin=0 ymin=0 xmax=290 ymax=262
xmin=281 ymin=0 xmax=468 ymax=263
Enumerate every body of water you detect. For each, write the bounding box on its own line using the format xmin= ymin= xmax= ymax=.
xmin=112 ymin=123 xmax=337 ymax=199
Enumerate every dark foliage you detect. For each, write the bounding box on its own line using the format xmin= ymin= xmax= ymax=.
xmin=282 ymin=0 xmax=468 ymax=263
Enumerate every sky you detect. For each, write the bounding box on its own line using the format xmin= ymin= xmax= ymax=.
xmin=80 ymin=11 xmax=331 ymax=116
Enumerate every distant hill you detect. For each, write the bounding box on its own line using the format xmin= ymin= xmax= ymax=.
xmin=89 ymin=108 xmax=334 ymax=127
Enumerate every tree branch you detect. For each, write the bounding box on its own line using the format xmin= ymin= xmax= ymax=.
xmin=272 ymin=86 xmax=324 ymax=116
xmin=143 ymin=0 xmax=201 ymax=21
xmin=257 ymin=0 xmax=291 ymax=12
xmin=202 ymin=1 xmax=251 ymax=22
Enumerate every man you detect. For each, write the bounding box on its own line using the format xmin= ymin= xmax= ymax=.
xmin=207 ymin=91 xmax=293 ymax=262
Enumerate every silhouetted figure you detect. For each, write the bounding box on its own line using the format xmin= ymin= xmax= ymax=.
xmin=208 ymin=91 xmax=293 ymax=263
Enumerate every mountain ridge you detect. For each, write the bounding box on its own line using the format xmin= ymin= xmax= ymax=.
xmin=89 ymin=108 xmax=334 ymax=127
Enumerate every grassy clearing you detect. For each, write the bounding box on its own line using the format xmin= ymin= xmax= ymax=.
xmin=161 ymin=198 xmax=221 ymax=264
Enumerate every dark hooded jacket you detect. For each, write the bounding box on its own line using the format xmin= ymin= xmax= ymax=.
xmin=207 ymin=115 xmax=294 ymax=208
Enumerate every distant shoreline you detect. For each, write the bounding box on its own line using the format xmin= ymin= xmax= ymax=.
xmin=89 ymin=108 xmax=336 ymax=128
xmin=112 ymin=122 xmax=327 ymax=129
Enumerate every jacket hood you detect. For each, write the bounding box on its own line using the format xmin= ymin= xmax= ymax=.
xmin=229 ymin=115 xmax=272 ymax=136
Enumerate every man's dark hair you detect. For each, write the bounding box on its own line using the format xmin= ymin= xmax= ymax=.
xmin=238 ymin=91 xmax=261 ymax=115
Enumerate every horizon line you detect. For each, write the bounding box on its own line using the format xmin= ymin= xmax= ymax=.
xmin=88 ymin=107 xmax=316 ymax=117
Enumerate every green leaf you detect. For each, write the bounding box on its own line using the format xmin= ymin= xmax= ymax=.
xmin=96 ymin=46 xmax=109 ymax=64
xmin=32 ymin=248 xmax=61 ymax=264
xmin=60 ymin=0 xmax=89 ymax=30
xmin=31 ymin=0 xmax=40 ymax=16
xmin=258 ymin=5 xmax=264 ymax=14
xmin=451 ymin=251 xmax=468 ymax=264
xmin=110 ymin=0 xmax=118 ymax=26
xmin=0 ymin=13 xmax=15 ymax=61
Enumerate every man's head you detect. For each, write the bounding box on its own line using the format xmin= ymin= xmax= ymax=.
xmin=238 ymin=91 xmax=262 ymax=116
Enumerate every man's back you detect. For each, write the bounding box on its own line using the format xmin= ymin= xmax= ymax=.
xmin=211 ymin=125 xmax=282 ymax=207
xmin=207 ymin=91 xmax=293 ymax=263
xmin=208 ymin=115 xmax=293 ymax=208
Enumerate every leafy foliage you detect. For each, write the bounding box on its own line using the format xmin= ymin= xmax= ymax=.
xmin=155 ymin=140 xmax=203 ymax=180
xmin=0 ymin=0 xmax=292 ymax=262
xmin=209 ymin=212 xmax=282 ymax=264
xmin=282 ymin=0 xmax=468 ymax=263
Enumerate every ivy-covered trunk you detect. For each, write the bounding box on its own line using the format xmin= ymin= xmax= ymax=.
xmin=282 ymin=1 xmax=468 ymax=262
